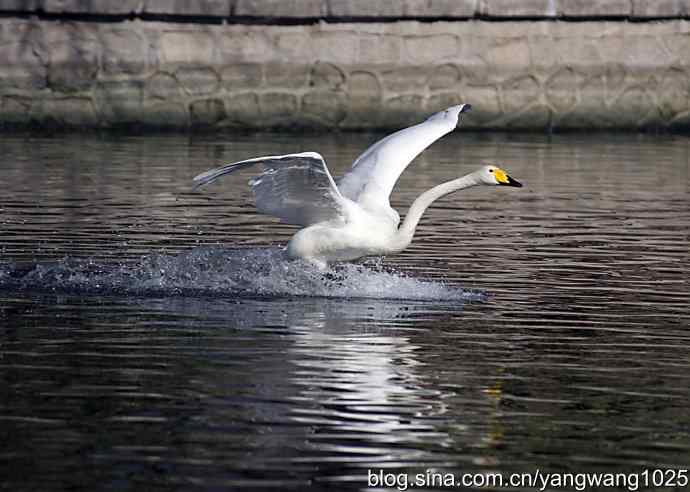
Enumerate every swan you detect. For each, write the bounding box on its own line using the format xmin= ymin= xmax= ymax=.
xmin=193 ymin=104 xmax=522 ymax=269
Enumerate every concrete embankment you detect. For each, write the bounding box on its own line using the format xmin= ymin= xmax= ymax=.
xmin=1 ymin=1 xmax=689 ymax=130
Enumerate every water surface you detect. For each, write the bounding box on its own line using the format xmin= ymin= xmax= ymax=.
xmin=1 ymin=132 xmax=689 ymax=490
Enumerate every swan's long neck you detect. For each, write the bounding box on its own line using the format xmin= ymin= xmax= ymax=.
xmin=391 ymin=173 xmax=479 ymax=252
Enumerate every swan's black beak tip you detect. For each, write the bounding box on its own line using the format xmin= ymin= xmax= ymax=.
xmin=506 ymin=175 xmax=523 ymax=188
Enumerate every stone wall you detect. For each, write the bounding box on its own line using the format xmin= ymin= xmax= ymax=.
xmin=4 ymin=0 xmax=690 ymax=19
xmin=1 ymin=1 xmax=690 ymax=130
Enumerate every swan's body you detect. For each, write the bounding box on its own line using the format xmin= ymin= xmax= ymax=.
xmin=193 ymin=104 xmax=522 ymax=269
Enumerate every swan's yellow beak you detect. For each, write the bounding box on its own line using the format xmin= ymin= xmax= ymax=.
xmin=495 ymin=168 xmax=523 ymax=187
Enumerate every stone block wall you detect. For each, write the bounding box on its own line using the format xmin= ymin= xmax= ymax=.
xmin=0 ymin=1 xmax=689 ymax=130
xmin=5 ymin=1 xmax=690 ymax=18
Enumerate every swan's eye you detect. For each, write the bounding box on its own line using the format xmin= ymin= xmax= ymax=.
xmin=489 ymin=169 xmax=494 ymax=173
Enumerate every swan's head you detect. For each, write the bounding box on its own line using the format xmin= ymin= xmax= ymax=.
xmin=476 ymin=165 xmax=523 ymax=187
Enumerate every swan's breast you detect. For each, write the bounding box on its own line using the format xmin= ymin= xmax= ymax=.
xmin=286 ymin=214 xmax=397 ymax=263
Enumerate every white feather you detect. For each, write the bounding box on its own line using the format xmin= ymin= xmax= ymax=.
xmin=192 ymin=104 xmax=523 ymax=268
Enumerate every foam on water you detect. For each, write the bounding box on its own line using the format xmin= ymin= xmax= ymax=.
xmin=0 ymin=246 xmax=483 ymax=301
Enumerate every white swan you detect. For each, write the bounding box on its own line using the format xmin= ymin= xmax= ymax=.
xmin=193 ymin=104 xmax=522 ymax=269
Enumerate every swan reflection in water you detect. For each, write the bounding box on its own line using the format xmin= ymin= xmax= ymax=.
xmin=142 ymin=295 xmax=508 ymax=477
xmin=0 ymin=252 xmax=506 ymax=484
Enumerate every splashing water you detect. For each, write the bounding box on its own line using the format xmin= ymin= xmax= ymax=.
xmin=0 ymin=247 xmax=484 ymax=301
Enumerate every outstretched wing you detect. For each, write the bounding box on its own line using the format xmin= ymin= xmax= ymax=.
xmin=193 ymin=152 xmax=346 ymax=227
xmin=337 ymin=104 xmax=471 ymax=211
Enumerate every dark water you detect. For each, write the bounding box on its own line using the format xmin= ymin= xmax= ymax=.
xmin=1 ymin=132 xmax=689 ymax=491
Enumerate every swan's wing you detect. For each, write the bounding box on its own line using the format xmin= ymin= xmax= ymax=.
xmin=337 ymin=104 xmax=471 ymax=210
xmin=193 ymin=152 xmax=346 ymax=227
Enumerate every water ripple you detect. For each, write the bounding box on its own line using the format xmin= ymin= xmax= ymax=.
xmin=1 ymin=132 xmax=690 ymax=491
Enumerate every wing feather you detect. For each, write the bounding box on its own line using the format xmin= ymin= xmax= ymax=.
xmin=337 ymin=104 xmax=471 ymax=210
xmin=193 ymin=152 xmax=345 ymax=227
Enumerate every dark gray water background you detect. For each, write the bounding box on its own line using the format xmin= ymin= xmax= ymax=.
xmin=1 ymin=132 xmax=689 ymax=490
